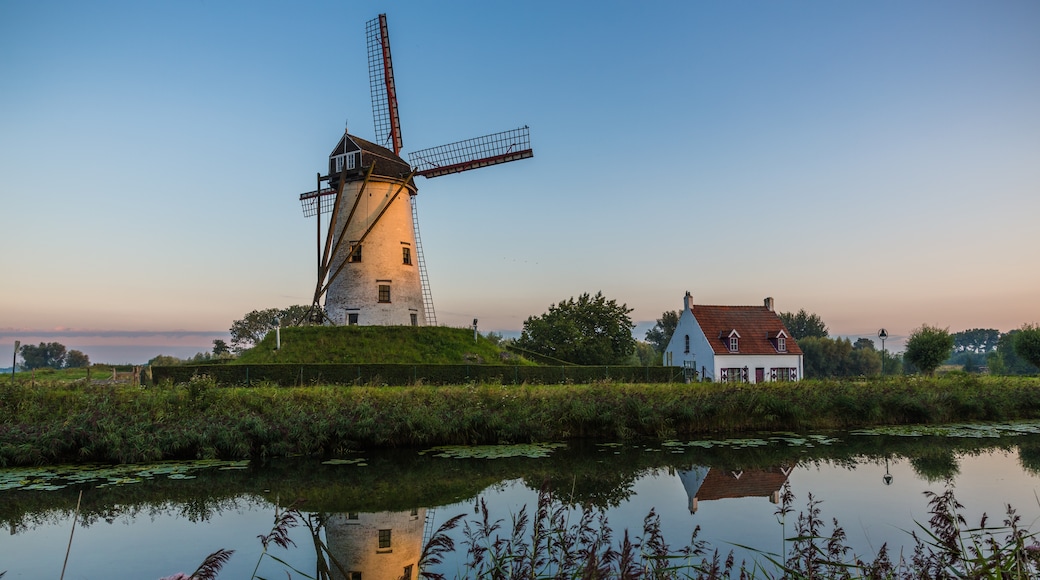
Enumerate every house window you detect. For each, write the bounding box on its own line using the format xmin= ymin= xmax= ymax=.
xmin=402 ymin=247 xmax=412 ymax=265
xmin=722 ymin=367 xmax=746 ymax=383
xmin=770 ymin=367 xmax=797 ymax=382
xmin=378 ymin=284 xmax=391 ymax=303
xmin=773 ymin=370 xmax=794 ymax=384
xmin=729 ymin=336 xmax=738 ymax=352
xmin=777 ymin=336 xmax=786 ymax=352
xmin=410 ymin=313 xmax=417 ymax=326
xmin=348 ymin=313 xmax=359 ymax=326
xmin=348 ymin=242 xmax=361 ymax=262
xmin=378 ymin=529 xmax=391 ymax=549
xmin=684 ymin=335 xmax=690 ymax=354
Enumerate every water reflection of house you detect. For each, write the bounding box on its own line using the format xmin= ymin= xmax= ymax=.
xmin=678 ymin=465 xmax=793 ymax=513
xmin=325 ymin=508 xmax=426 ymax=580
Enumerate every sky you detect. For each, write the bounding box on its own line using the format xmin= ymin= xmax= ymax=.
xmin=2 ymin=0 xmax=1038 ymax=364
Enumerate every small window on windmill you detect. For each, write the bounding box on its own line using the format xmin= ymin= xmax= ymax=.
xmin=332 ymin=153 xmax=357 ymax=173
xmin=402 ymin=247 xmax=411 ymax=265
xmin=348 ymin=242 xmax=361 ymax=263
xmin=378 ymin=284 xmax=391 ymax=303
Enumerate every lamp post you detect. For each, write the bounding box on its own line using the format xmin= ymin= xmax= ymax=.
xmin=878 ymin=328 xmax=888 ymax=375
xmin=472 ymin=319 xmax=479 ymax=343
xmin=12 ymin=340 xmax=19 ymax=382
xmin=273 ymin=318 xmax=281 ymax=351
xmin=883 ymin=457 xmax=893 ymax=485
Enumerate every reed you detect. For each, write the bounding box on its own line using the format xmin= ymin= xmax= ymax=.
xmin=171 ymin=483 xmax=1040 ymax=579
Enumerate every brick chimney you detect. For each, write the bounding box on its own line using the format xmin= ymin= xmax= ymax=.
xmin=684 ymin=291 xmax=693 ymax=311
xmin=764 ymin=297 xmax=774 ymax=312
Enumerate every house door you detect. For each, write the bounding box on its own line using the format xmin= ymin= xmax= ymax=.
xmin=755 ymin=368 xmax=764 ymax=383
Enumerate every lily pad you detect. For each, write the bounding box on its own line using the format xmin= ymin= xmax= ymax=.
xmin=421 ymin=443 xmax=566 ymax=459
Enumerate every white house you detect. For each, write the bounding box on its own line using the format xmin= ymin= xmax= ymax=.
xmin=664 ymin=292 xmax=804 ymax=383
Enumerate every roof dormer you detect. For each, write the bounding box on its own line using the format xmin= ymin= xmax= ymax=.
xmin=769 ymin=329 xmax=789 ymax=353
xmin=719 ymin=329 xmax=741 ymax=352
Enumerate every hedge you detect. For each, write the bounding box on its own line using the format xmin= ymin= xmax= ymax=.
xmin=151 ymin=364 xmax=684 ymax=387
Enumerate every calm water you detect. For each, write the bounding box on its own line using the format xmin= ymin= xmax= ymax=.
xmin=3 ymin=423 xmax=1040 ymax=579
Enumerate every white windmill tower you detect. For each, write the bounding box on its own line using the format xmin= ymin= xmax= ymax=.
xmin=299 ymin=14 xmax=533 ymax=327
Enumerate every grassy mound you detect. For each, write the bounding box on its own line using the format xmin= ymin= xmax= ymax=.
xmin=234 ymin=325 xmax=532 ymax=365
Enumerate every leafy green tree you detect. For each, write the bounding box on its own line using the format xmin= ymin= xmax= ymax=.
xmin=148 ymin=354 xmax=182 ymax=367
xmin=880 ymin=350 xmax=903 ymax=376
xmin=951 ymin=328 xmax=1001 ymax=354
xmin=515 ymin=292 xmax=635 ymax=365
xmin=212 ymin=339 xmax=231 ymax=357
xmin=644 ymin=310 xmax=679 ymax=354
xmin=853 ymin=338 xmax=875 ymax=350
xmin=630 ymin=341 xmax=660 ymax=366
xmin=64 ymin=350 xmax=90 ymax=368
xmin=846 ymin=347 xmax=882 ymax=376
xmin=1013 ymin=323 xmax=1040 ymax=371
xmin=19 ymin=341 xmax=67 ymax=370
xmin=990 ymin=330 xmax=1039 ymax=375
xmin=229 ymin=305 xmax=310 ymax=353
xmin=779 ymin=309 xmax=828 ymax=339
xmin=904 ymin=325 xmax=953 ymax=376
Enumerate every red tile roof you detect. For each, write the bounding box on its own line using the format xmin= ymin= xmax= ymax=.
xmin=691 ymin=305 xmax=803 ymax=356
xmin=693 ymin=466 xmax=792 ymax=501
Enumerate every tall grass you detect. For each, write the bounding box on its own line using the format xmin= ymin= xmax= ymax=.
xmin=2 ymin=375 xmax=1040 ymax=466
xmin=170 ymin=483 xmax=1040 ymax=579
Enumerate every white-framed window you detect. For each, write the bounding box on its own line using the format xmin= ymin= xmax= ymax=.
xmin=729 ymin=336 xmax=738 ymax=352
xmin=333 ymin=152 xmax=357 ymax=173
xmin=770 ymin=367 xmax=797 ymax=381
xmin=777 ymin=336 xmax=786 ymax=352
xmin=721 ymin=367 xmax=746 ymax=383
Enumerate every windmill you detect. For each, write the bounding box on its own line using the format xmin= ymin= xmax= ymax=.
xmin=298 ymin=14 xmax=533 ymax=327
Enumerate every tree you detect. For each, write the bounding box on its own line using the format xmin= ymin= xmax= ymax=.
xmin=229 ymin=305 xmax=310 ymax=353
xmin=148 ymin=354 xmax=183 ymax=367
xmin=853 ymin=338 xmax=875 ymax=350
xmin=951 ymin=328 xmax=1001 ymax=355
xmin=212 ymin=339 xmax=231 ymax=357
xmin=644 ymin=310 xmax=679 ymax=354
xmin=65 ymin=350 xmax=90 ymax=368
xmin=904 ymin=325 xmax=953 ymax=376
xmin=631 ymin=341 xmax=660 ymax=367
xmin=991 ymin=330 xmax=1039 ymax=375
xmin=1013 ymin=323 xmax=1040 ymax=371
xmin=19 ymin=341 xmax=67 ymax=370
xmin=779 ymin=309 xmax=829 ymax=340
xmin=515 ymin=292 xmax=635 ymax=365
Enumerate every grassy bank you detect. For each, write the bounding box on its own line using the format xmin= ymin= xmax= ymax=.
xmin=2 ymin=374 xmax=1039 ymax=466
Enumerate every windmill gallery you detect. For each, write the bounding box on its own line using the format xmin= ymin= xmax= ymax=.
xmin=298 ymin=14 xmax=534 ymax=328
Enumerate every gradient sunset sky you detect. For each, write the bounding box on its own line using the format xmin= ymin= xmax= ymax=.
xmin=2 ymin=1 xmax=1038 ymax=363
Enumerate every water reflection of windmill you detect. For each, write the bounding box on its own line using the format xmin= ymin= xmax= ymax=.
xmin=298 ymin=14 xmax=533 ymax=326
xmin=678 ymin=465 xmax=794 ymax=514
xmin=325 ymin=509 xmax=427 ymax=580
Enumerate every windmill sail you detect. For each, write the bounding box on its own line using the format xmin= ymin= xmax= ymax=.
xmin=408 ymin=126 xmax=533 ymax=178
xmin=367 ymin=14 xmax=402 ymax=154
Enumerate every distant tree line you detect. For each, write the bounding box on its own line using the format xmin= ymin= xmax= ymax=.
xmin=17 ymin=342 xmax=89 ymax=371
